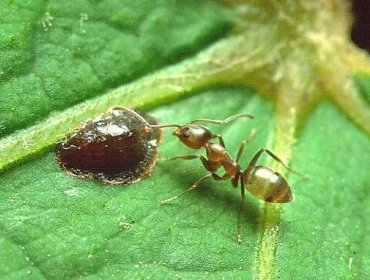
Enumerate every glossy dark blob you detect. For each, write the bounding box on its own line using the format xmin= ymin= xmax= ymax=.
xmin=55 ymin=107 xmax=161 ymax=184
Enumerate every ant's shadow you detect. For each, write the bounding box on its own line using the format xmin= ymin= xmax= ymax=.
xmin=159 ymin=164 xmax=261 ymax=233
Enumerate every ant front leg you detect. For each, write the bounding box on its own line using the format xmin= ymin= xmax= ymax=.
xmin=166 ymin=155 xmax=219 ymax=173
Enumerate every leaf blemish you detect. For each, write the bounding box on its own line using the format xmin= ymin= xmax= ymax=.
xmin=79 ymin=13 xmax=88 ymax=34
xmin=40 ymin=12 xmax=54 ymax=31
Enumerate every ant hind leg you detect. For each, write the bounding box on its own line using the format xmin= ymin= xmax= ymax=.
xmin=247 ymin=148 xmax=303 ymax=176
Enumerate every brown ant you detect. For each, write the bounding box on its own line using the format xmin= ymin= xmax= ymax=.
xmin=152 ymin=113 xmax=302 ymax=243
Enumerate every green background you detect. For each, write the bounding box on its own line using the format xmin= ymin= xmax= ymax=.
xmin=0 ymin=1 xmax=369 ymax=279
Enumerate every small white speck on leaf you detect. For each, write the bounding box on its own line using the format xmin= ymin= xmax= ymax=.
xmin=80 ymin=13 xmax=88 ymax=33
xmin=118 ymin=215 xmax=133 ymax=230
xmin=64 ymin=188 xmax=80 ymax=197
xmin=348 ymin=257 xmax=353 ymax=270
xmin=40 ymin=12 xmax=54 ymax=31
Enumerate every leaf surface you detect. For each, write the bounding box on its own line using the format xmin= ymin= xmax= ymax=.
xmin=1 ymin=1 xmax=369 ymax=280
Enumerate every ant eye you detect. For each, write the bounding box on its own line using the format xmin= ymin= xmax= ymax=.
xmin=181 ymin=130 xmax=190 ymax=138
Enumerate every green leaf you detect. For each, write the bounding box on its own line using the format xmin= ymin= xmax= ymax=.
xmin=0 ymin=0 xmax=230 ymax=136
xmin=277 ymin=101 xmax=370 ymax=279
xmin=0 ymin=89 xmax=267 ymax=279
xmin=1 ymin=1 xmax=370 ymax=280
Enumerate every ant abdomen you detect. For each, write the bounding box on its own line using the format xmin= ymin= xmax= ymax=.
xmin=244 ymin=166 xmax=294 ymax=203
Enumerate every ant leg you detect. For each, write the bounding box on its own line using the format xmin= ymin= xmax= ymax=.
xmin=236 ymin=141 xmax=246 ymax=163
xmin=244 ymin=148 xmax=302 ymax=178
xmin=237 ymin=175 xmax=246 ymax=244
xmin=190 ymin=113 xmax=254 ymax=125
xmin=212 ymin=134 xmax=225 ymax=147
xmin=166 ymin=155 xmax=200 ymax=161
xmin=160 ymin=174 xmax=212 ymax=205
xmin=261 ymin=148 xmax=304 ymax=176
xmin=158 ymin=155 xmax=199 ymax=163
xmin=165 ymin=155 xmax=218 ymax=173
xmin=236 ymin=129 xmax=256 ymax=162
xmin=211 ymin=173 xmax=230 ymax=181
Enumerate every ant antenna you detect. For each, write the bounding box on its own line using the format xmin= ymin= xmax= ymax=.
xmin=150 ymin=113 xmax=254 ymax=129
xmin=150 ymin=124 xmax=181 ymax=129
xmin=190 ymin=113 xmax=254 ymax=125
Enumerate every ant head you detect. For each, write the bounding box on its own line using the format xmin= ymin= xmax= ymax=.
xmin=172 ymin=124 xmax=212 ymax=149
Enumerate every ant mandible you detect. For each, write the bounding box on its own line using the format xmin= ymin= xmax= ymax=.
xmin=151 ymin=113 xmax=301 ymax=243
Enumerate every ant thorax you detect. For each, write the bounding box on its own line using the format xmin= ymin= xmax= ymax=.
xmin=205 ymin=143 xmax=228 ymax=161
xmin=205 ymin=143 xmax=241 ymax=178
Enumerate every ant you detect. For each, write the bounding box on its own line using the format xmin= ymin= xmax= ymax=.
xmin=151 ymin=113 xmax=302 ymax=243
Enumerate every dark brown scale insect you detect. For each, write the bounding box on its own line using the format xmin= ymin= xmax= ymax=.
xmin=152 ymin=113 xmax=301 ymax=243
xmin=56 ymin=107 xmax=161 ymax=184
